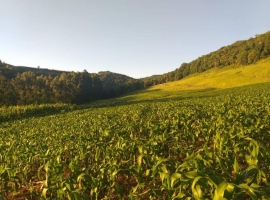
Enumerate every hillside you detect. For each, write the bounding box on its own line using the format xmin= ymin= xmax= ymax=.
xmin=117 ymin=57 xmax=270 ymax=103
xmin=98 ymin=71 xmax=135 ymax=88
xmin=153 ymin=30 xmax=270 ymax=85
xmin=154 ymin=57 xmax=270 ymax=90
xmin=0 ymin=62 xmax=144 ymax=105
xmin=0 ymin=62 xmax=135 ymax=83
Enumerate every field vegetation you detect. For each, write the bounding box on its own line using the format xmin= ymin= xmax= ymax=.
xmin=1 ymin=30 xmax=270 ymax=200
xmin=1 ymin=81 xmax=270 ymax=199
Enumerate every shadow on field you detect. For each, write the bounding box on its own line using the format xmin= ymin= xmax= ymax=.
xmin=0 ymin=106 xmax=77 ymax=124
xmin=86 ymin=82 xmax=270 ymax=108
xmin=86 ymin=87 xmax=219 ymax=108
xmin=3 ymin=82 xmax=269 ymax=123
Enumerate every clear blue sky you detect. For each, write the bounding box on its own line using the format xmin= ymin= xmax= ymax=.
xmin=1 ymin=0 xmax=270 ymax=78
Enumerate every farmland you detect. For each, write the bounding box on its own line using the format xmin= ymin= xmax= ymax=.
xmin=1 ymin=82 xmax=270 ymax=199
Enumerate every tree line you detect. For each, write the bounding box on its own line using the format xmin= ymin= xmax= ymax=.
xmin=0 ymin=64 xmax=145 ymax=106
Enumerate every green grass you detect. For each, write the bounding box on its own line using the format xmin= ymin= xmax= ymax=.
xmin=163 ymin=57 xmax=270 ymax=90
xmin=115 ymin=57 xmax=270 ymax=103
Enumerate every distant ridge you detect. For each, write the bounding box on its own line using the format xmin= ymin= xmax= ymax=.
xmin=10 ymin=65 xmax=65 ymax=76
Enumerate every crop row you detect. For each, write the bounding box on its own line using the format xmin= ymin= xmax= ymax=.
xmin=0 ymin=84 xmax=270 ymax=199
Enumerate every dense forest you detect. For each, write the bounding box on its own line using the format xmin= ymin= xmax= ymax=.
xmin=0 ymin=64 xmax=145 ymax=106
xmin=1 ymin=30 xmax=270 ymax=106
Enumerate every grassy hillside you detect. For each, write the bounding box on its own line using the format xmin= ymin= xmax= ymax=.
xmin=154 ymin=30 xmax=270 ymax=85
xmin=117 ymin=57 xmax=270 ymax=102
xmin=163 ymin=57 xmax=270 ymax=90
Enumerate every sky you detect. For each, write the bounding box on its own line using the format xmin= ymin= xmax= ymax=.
xmin=1 ymin=1 xmax=270 ymax=78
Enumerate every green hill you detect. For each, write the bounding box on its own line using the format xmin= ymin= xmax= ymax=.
xmin=116 ymin=57 xmax=270 ymax=103
xmin=0 ymin=62 xmax=143 ymax=105
xmin=152 ymin=30 xmax=270 ymax=85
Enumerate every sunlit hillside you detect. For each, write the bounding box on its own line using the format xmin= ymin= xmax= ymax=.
xmin=119 ymin=57 xmax=270 ymax=102
xmin=157 ymin=57 xmax=270 ymax=90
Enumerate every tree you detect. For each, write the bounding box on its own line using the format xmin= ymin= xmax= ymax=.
xmin=0 ymin=75 xmax=17 ymax=105
xmin=236 ymin=50 xmax=248 ymax=65
xmin=248 ymin=50 xmax=260 ymax=64
xmin=91 ymin=74 xmax=103 ymax=100
xmin=11 ymin=72 xmax=39 ymax=105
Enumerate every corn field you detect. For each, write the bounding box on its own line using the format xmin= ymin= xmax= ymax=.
xmin=0 ymin=83 xmax=270 ymax=199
